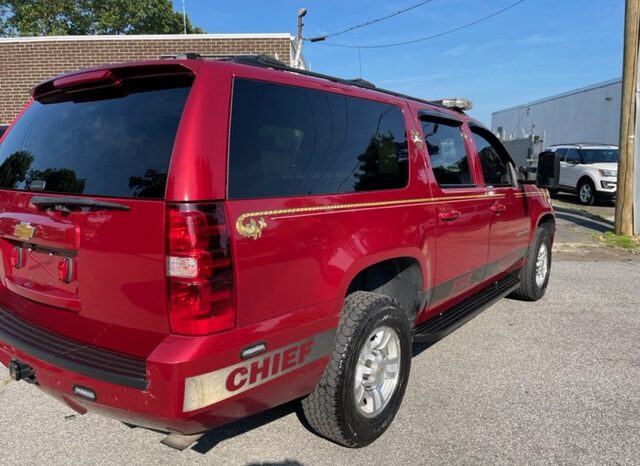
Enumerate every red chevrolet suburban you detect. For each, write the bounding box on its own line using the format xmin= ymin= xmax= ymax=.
xmin=0 ymin=55 xmax=557 ymax=450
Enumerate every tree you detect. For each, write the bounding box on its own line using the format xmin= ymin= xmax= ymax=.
xmin=128 ymin=169 xmax=167 ymax=198
xmin=0 ymin=150 xmax=33 ymax=189
xmin=0 ymin=0 xmax=204 ymax=37
xmin=27 ymin=167 xmax=86 ymax=194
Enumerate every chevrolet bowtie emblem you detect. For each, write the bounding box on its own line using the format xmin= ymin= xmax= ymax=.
xmin=13 ymin=222 xmax=36 ymax=241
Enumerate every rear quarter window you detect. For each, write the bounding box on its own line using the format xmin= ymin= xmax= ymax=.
xmin=228 ymin=79 xmax=408 ymax=199
xmin=0 ymin=82 xmax=191 ymax=199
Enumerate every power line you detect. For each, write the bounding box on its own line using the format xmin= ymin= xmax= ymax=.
xmin=306 ymin=0 xmax=435 ymax=42
xmin=312 ymin=0 xmax=526 ymax=49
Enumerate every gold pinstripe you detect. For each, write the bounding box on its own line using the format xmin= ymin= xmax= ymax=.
xmin=235 ymin=192 xmax=506 ymax=239
xmin=515 ymin=192 xmax=546 ymax=197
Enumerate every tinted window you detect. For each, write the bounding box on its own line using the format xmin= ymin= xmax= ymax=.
xmin=581 ymin=149 xmax=618 ymax=163
xmin=0 ymin=84 xmax=190 ymax=198
xmin=555 ymin=148 xmax=568 ymax=159
xmin=471 ymin=128 xmax=513 ymax=186
xmin=228 ymin=79 xmax=408 ymax=198
xmin=420 ymin=119 xmax=472 ymax=186
xmin=565 ymin=148 xmax=581 ymax=163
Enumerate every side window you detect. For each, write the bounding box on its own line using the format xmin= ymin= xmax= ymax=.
xmin=470 ymin=127 xmax=514 ymax=187
xmin=565 ymin=148 xmax=580 ymax=163
xmin=228 ymin=79 xmax=408 ymax=199
xmin=420 ymin=119 xmax=473 ymax=187
xmin=555 ymin=148 xmax=568 ymax=161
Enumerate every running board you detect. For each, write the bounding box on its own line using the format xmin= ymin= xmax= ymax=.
xmin=413 ymin=272 xmax=521 ymax=343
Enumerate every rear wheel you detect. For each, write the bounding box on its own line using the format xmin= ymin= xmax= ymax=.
xmin=302 ymin=291 xmax=411 ymax=447
xmin=578 ymin=179 xmax=596 ymax=205
xmin=510 ymin=228 xmax=552 ymax=301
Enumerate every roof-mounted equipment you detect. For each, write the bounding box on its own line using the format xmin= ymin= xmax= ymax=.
xmin=432 ymin=98 xmax=473 ymax=111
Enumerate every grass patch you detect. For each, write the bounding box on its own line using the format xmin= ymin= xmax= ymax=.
xmin=0 ymin=377 xmax=12 ymax=396
xmin=593 ymin=231 xmax=640 ymax=254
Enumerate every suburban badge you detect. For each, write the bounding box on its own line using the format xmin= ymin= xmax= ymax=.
xmin=13 ymin=222 xmax=36 ymax=241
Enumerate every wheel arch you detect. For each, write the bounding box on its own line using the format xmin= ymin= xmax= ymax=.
xmin=576 ymin=174 xmax=597 ymax=204
xmin=537 ymin=213 xmax=555 ymax=242
xmin=341 ymin=250 xmax=427 ymax=323
xmin=577 ymin=174 xmax=596 ymax=189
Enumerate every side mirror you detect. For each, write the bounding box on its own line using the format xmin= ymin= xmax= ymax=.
xmin=536 ymin=151 xmax=560 ymax=189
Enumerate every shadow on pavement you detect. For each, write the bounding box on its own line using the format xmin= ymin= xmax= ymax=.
xmin=551 ymin=192 xmax=616 ymax=209
xmin=188 ymin=341 xmax=443 ymax=454
xmin=191 ymin=400 xmax=303 ymax=454
xmin=412 ymin=341 xmax=437 ymax=358
xmin=553 ymin=206 xmax=612 ymax=233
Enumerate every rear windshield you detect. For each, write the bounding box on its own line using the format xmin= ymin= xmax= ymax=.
xmin=0 ymin=83 xmax=191 ymax=199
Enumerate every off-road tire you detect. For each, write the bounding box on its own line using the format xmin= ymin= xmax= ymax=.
xmin=578 ymin=178 xmax=596 ymax=205
xmin=301 ymin=291 xmax=411 ymax=447
xmin=510 ymin=228 xmax=552 ymax=301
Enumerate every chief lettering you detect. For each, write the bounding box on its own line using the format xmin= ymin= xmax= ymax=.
xmin=225 ymin=339 xmax=313 ymax=392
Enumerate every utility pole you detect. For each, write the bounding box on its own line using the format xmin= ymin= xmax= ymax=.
xmin=616 ymin=0 xmax=640 ymax=235
xmin=182 ymin=0 xmax=187 ymax=34
xmin=294 ymin=8 xmax=307 ymax=69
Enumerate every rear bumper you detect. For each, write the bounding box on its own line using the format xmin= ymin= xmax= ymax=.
xmin=0 ymin=308 xmax=146 ymax=389
xmin=0 ymin=302 xmax=338 ymax=435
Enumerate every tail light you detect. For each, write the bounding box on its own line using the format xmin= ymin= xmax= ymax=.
xmin=166 ymin=203 xmax=234 ymax=335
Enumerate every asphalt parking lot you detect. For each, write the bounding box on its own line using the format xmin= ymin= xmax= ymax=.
xmin=1 ymin=257 xmax=639 ymax=465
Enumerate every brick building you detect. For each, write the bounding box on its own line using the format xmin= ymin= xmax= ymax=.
xmin=0 ymin=33 xmax=301 ymax=124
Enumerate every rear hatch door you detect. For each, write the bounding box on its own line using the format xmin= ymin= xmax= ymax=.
xmin=0 ymin=64 xmax=195 ymax=358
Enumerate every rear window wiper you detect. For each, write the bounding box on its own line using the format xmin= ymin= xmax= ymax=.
xmin=31 ymin=196 xmax=131 ymax=213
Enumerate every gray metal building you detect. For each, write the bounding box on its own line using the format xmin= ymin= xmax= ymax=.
xmin=491 ymin=78 xmax=621 ymax=148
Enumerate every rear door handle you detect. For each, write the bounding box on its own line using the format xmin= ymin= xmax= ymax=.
xmin=438 ymin=209 xmax=461 ymax=222
xmin=490 ymin=203 xmax=507 ymax=214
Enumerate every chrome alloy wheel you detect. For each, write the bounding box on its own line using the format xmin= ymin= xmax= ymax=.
xmin=535 ymin=243 xmax=549 ymax=288
xmin=579 ymin=183 xmax=593 ymax=204
xmin=354 ymin=326 xmax=401 ymax=418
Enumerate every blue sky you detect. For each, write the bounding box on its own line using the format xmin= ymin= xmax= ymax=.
xmin=172 ymin=0 xmax=623 ymax=125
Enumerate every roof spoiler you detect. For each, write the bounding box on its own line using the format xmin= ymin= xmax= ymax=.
xmin=31 ymin=63 xmax=195 ymax=102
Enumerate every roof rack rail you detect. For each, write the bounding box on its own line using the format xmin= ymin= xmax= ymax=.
xmin=160 ymin=52 xmax=457 ymax=112
xmin=549 ymin=142 xmax=618 ymax=147
xmin=161 ymin=52 xmax=274 ymax=61
xmin=225 ymin=55 xmax=452 ymax=109
xmin=160 ymin=52 xmax=204 ymax=60
xmin=347 ymin=78 xmax=376 ymax=89
xmin=229 ymin=54 xmax=288 ymax=68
